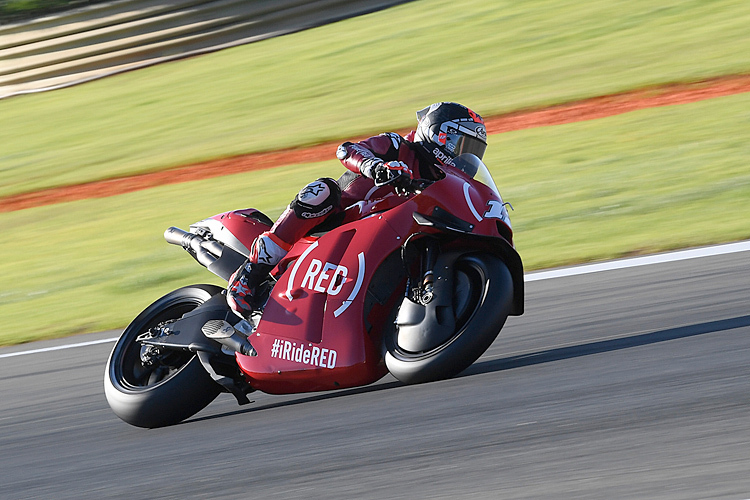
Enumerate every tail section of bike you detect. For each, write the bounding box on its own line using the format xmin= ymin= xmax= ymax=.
xmin=164 ymin=208 xmax=273 ymax=281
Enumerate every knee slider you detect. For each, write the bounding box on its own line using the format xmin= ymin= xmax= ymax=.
xmin=291 ymin=178 xmax=341 ymax=219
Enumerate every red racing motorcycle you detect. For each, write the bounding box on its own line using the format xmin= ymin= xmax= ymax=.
xmin=104 ymin=154 xmax=524 ymax=428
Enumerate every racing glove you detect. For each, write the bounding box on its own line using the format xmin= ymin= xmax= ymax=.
xmin=371 ymin=160 xmax=413 ymax=187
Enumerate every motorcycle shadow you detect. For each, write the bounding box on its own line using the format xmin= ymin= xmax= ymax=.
xmin=184 ymin=315 xmax=749 ymax=425
xmin=184 ymin=380 xmax=405 ymax=425
xmin=459 ymin=314 xmax=750 ymax=377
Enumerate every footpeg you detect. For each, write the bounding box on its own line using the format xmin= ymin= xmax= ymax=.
xmin=202 ymin=320 xmax=257 ymax=356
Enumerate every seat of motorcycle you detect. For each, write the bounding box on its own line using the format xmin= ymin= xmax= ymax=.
xmin=248 ymin=210 xmax=274 ymax=227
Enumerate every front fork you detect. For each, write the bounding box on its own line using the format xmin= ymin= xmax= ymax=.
xmin=396 ymin=237 xmax=460 ymax=353
xmin=405 ymin=236 xmax=440 ymax=306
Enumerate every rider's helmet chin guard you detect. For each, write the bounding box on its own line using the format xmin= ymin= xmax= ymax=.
xmin=414 ymin=102 xmax=488 ymax=163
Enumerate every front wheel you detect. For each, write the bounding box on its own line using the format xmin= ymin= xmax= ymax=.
xmin=384 ymin=254 xmax=513 ymax=384
xmin=104 ymin=284 xmax=224 ymax=428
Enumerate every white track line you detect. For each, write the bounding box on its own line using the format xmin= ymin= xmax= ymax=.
xmin=2 ymin=240 xmax=749 ymax=359
xmin=524 ymin=240 xmax=750 ymax=282
xmin=0 ymin=337 xmax=119 ymax=359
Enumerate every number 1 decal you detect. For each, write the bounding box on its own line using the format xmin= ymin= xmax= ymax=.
xmin=484 ymin=200 xmax=512 ymax=226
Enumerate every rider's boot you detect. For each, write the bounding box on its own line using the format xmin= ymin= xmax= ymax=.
xmin=227 ymin=260 xmax=274 ymax=318
xmin=227 ymin=230 xmax=293 ymax=318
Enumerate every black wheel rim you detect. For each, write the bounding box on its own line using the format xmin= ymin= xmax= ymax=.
xmin=391 ymin=257 xmax=487 ymax=359
xmin=115 ymin=297 xmax=204 ymax=391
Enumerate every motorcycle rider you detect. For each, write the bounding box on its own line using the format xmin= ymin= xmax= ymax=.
xmin=227 ymin=101 xmax=488 ymax=318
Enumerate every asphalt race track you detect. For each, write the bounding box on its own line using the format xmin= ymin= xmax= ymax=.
xmin=1 ymin=249 xmax=749 ymax=499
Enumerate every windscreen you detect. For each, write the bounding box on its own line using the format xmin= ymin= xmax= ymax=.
xmin=452 ymin=154 xmax=501 ymax=197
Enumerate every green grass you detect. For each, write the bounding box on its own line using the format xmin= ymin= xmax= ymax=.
xmin=491 ymin=93 xmax=750 ymax=268
xmin=2 ymin=0 xmax=750 ymax=198
xmin=1 ymin=92 xmax=749 ymax=345
xmin=0 ymin=162 xmax=339 ymax=344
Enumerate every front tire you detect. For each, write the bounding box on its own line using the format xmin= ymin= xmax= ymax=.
xmin=384 ymin=254 xmax=513 ymax=384
xmin=104 ymin=284 xmax=224 ymax=428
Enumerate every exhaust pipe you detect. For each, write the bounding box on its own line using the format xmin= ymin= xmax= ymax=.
xmin=164 ymin=226 xmax=198 ymax=247
xmin=201 ymin=320 xmax=257 ymax=357
xmin=165 ymin=227 xmax=219 ymax=268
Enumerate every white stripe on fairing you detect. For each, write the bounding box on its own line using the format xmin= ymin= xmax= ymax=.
xmin=334 ymin=252 xmax=366 ymax=318
xmin=3 ymin=240 xmax=749 ymax=358
xmin=463 ymin=182 xmax=483 ymax=222
xmin=285 ymin=240 xmax=319 ymax=301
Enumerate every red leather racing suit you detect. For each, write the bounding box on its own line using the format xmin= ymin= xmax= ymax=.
xmin=254 ymin=131 xmax=442 ymax=264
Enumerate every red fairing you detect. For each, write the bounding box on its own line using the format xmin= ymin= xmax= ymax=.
xmin=235 ymin=213 xmax=406 ymax=393
xmin=235 ymin=164 xmax=513 ymax=394
xmin=421 ymin=165 xmax=513 ymax=244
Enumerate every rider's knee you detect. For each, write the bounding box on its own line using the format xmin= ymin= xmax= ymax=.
xmin=290 ymin=178 xmax=342 ymax=220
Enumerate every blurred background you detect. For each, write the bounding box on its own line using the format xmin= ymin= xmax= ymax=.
xmin=1 ymin=0 xmax=749 ymax=344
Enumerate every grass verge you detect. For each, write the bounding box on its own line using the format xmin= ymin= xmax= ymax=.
xmin=2 ymin=0 xmax=750 ymax=197
xmin=1 ymin=92 xmax=749 ymax=345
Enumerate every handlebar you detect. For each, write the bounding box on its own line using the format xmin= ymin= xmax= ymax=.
xmin=393 ymin=177 xmax=432 ymax=196
xmin=408 ymin=178 xmax=433 ymax=192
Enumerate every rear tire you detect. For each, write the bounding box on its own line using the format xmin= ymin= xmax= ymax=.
xmin=385 ymin=254 xmax=513 ymax=384
xmin=104 ymin=284 xmax=224 ymax=428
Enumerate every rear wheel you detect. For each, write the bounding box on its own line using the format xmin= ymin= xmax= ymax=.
xmin=104 ymin=284 xmax=224 ymax=428
xmin=384 ymin=254 xmax=513 ymax=384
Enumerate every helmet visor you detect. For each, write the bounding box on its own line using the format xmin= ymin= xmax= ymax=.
xmin=449 ymin=133 xmax=487 ymax=160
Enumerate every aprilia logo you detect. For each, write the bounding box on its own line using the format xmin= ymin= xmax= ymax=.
xmin=432 ymin=147 xmax=455 ymax=166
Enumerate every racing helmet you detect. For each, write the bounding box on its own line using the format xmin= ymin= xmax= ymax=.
xmin=414 ymin=102 xmax=488 ymax=161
